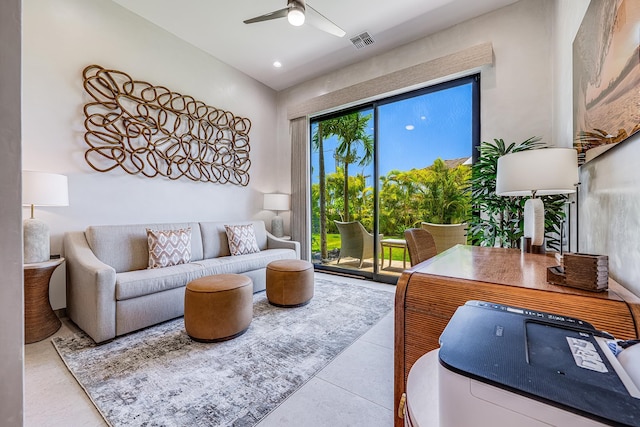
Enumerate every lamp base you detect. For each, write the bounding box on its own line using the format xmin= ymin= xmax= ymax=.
xmin=521 ymin=237 xmax=546 ymax=254
xmin=24 ymin=218 xmax=50 ymax=263
xmin=524 ymin=198 xmax=545 ymax=246
xmin=271 ymin=216 xmax=284 ymax=238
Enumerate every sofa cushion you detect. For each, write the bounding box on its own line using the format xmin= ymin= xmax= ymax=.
xmin=115 ymin=262 xmax=204 ymax=301
xmin=86 ymin=222 xmax=203 ymax=273
xmin=200 ymin=221 xmax=268 ymax=259
xmin=147 ymin=227 xmax=192 ymax=268
xmin=225 ymin=224 xmax=260 ymax=256
xmin=193 ymin=248 xmax=296 ymax=276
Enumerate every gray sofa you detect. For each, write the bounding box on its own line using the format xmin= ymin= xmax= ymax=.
xmin=64 ymin=220 xmax=299 ymax=343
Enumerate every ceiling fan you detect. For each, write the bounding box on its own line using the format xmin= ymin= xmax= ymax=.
xmin=243 ymin=0 xmax=346 ymax=38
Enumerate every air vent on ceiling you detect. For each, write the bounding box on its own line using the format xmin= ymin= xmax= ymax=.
xmin=350 ymin=32 xmax=375 ymax=49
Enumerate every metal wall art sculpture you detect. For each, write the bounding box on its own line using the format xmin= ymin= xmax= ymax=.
xmin=82 ymin=65 xmax=251 ymax=185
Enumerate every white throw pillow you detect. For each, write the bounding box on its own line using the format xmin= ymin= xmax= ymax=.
xmin=146 ymin=227 xmax=192 ymax=269
xmin=225 ymin=224 xmax=260 ymax=256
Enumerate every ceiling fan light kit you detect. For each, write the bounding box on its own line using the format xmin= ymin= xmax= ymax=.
xmin=287 ymin=2 xmax=306 ymax=26
xmin=244 ymin=0 xmax=345 ymax=37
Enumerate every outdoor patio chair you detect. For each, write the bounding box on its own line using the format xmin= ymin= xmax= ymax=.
xmin=404 ymin=228 xmax=438 ymax=266
xmin=420 ymin=222 xmax=467 ymax=254
xmin=334 ymin=221 xmax=380 ymax=268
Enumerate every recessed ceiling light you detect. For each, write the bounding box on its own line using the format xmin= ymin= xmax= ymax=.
xmin=405 ymin=125 xmax=415 ymax=131
xmin=273 ymin=61 xmax=282 ymax=68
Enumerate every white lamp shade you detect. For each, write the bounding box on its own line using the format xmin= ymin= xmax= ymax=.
xmin=263 ymin=193 xmax=290 ymax=212
xmin=496 ymin=148 xmax=578 ymax=197
xmin=23 ymin=171 xmax=69 ymax=206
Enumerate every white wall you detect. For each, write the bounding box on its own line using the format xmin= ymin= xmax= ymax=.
xmin=22 ymin=0 xmax=281 ymax=309
xmin=579 ymin=135 xmax=640 ymax=296
xmin=0 ymin=0 xmax=24 ymax=424
xmin=276 ymin=0 xmax=555 ymax=165
xmin=551 ymin=0 xmax=591 ymax=256
xmin=552 ymin=0 xmax=590 ymax=147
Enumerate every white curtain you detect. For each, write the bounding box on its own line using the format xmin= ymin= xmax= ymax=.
xmin=290 ymin=117 xmax=311 ymax=260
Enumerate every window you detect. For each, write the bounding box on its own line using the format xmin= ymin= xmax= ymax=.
xmin=310 ymin=75 xmax=479 ymax=282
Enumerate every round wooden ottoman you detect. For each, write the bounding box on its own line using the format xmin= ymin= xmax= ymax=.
xmin=184 ymin=274 xmax=253 ymax=342
xmin=266 ymin=259 xmax=314 ymax=307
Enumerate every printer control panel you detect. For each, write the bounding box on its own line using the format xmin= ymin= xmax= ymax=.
xmin=468 ymin=300 xmax=598 ymax=332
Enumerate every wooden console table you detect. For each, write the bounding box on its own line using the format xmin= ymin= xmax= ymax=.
xmin=24 ymin=258 xmax=64 ymax=344
xmin=394 ymin=245 xmax=640 ymax=426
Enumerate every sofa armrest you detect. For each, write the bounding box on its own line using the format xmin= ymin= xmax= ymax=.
xmin=266 ymin=232 xmax=300 ymax=258
xmin=64 ymin=231 xmax=117 ymax=343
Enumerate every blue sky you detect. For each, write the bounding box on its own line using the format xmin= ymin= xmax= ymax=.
xmin=311 ymin=83 xmax=473 ymax=185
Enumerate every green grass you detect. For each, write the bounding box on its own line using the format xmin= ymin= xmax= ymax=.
xmin=312 ymin=233 xmax=408 ymax=262
xmin=311 ymin=233 xmax=341 ymax=252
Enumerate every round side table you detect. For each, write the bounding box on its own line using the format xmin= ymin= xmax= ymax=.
xmin=24 ymin=257 xmax=64 ymax=344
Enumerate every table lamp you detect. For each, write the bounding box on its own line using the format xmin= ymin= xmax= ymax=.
xmin=263 ymin=193 xmax=290 ymax=238
xmin=496 ymin=148 xmax=578 ymax=253
xmin=22 ymin=171 xmax=69 ymax=263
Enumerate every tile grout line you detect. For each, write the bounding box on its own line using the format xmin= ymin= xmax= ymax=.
xmin=357 ymin=336 xmax=394 ymax=351
xmin=312 ymin=376 xmax=394 ymax=412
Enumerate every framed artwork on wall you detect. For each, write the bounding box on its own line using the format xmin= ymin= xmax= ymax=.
xmin=573 ymin=0 xmax=640 ymax=164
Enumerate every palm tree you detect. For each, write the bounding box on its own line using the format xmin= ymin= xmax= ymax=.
xmin=422 ymin=159 xmax=471 ymax=224
xmin=333 ymin=112 xmax=373 ymax=222
xmin=312 ymin=118 xmax=341 ymax=261
xmin=379 ymin=169 xmax=421 ymax=235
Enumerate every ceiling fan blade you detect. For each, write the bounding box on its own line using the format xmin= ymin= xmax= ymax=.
xmin=306 ymin=4 xmax=346 ymax=37
xmin=243 ymin=8 xmax=288 ymax=24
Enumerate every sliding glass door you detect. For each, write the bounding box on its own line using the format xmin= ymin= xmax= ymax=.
xmin=310 ymin=107 xmax=375 ymax=273
xmin=310 ymin=75 xmax=479 ymax=282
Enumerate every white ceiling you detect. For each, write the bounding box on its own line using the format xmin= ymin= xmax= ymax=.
xmin=111 ymin=0 xmax=519 ymax=91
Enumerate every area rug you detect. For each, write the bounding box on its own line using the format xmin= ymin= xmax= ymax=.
xmin=52 ymin=277 xmax=394 ymax=427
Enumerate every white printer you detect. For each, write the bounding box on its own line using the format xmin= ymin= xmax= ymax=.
xmin=405 ymin=301 xmax=640 ymax=426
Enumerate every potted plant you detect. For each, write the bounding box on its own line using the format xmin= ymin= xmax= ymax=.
xmin=468 ymin=137 xmax=567 ymax=251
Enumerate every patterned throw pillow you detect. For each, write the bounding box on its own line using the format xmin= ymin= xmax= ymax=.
xmin=225 ymin=224 xmax=260 ymax=256
xmin=147 ymin=227 xmax=192 ymax=269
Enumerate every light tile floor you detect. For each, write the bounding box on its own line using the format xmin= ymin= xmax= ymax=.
xmin=24 ymin=273 xmax=396 ymax=427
